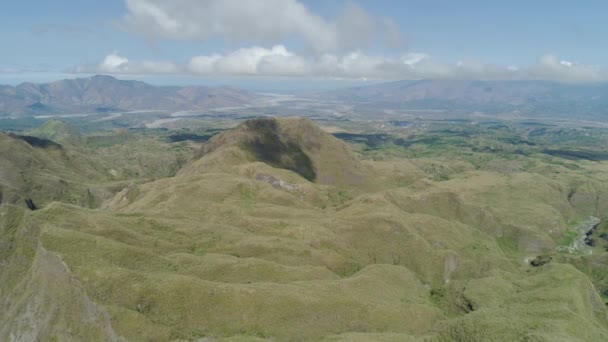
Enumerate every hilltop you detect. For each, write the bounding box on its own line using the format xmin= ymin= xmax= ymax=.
xmin=192 ymin=117 xmax=366 ymax=185
xmin=27 ymin=120 xmax=82 ymax=143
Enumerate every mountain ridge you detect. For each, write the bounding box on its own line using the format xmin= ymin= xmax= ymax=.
xmin=316 ymin=79 xmax=608 ymax=118
xmin=0 ymin=75 xmax=256 ymax=117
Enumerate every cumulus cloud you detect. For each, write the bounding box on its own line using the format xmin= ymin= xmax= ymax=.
xmin=189 ymin=45 xmax=309 ymax=76
xmin=55 ymin=0 xmax=608 ymax=83
xmin=121 ymin=0 xmax=405 ymax=53
xmin=74 ymin=52 xmax=179 ymax=74
xmin=184 ymin=49 xmax=444 ymax=79
xmin=99 ymin=53 xmax=129 ymax=72
xmin=72 ymin=48 xmax=608 ymax=83
xmin=531 ymin=54 xmax=608 ymax=82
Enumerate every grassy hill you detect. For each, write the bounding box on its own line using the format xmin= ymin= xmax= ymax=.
xmin=0 ymin=124 xmax=195 ymax=209
xmin=2 ymin=117 xmax=608 ymax=341
xmin=27 ymin=119 xmax=82 ymax=143
xmin=0 ymin=131 xmax=111 ymax=208
xmin=193 ymin=117 xmax=367 ymax=185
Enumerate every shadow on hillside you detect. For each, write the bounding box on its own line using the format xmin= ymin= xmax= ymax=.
xmin=242 ymin=119 xmax=316 ymax=182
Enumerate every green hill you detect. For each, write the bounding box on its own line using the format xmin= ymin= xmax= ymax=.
xmin=0 ymin=131 xmax=111 ymax=208
xmin=195 ymin=117 xmax=367 ymax=185
xmin=0 ymin=121 xmax=195 ymax=210
xmin=2 ymin=117 xmax=608 ymax=341
xmin=27 ymin=119 xmax=82 ymax=143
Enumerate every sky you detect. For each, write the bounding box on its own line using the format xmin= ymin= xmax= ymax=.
xmin=1 ymin=0 xmax=608 ymax=89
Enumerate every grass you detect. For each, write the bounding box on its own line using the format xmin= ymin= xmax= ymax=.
xmin=3 ymin=118 xmax=608 ymax=340
xmin=559 ymin=228 xmax=580 ymax=246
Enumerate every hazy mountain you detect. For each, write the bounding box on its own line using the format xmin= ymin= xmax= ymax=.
xmin=0 ymin=75 xmax=257 ymax=117
xmin=318 ymin=79 xmax=608 ymax=118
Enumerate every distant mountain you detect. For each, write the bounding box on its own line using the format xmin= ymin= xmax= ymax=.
xmin=0 ymin=75 xmax=257 ymax=117
xmin=318 ymin=80 xmax=608 ymax=119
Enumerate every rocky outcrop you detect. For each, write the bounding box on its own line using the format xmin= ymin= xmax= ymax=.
xmin=256 ymin=173 xmax=298 ymax=192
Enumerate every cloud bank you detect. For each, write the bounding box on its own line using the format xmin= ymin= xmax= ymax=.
xmin=72 ymin=47 xmax=608 ymax=83
xmin=66 ymin=0 xmax=608 ymax=83
xmin=121 ymin=0 xmax=405 ymax=53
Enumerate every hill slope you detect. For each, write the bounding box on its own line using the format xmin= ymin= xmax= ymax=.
xmin=191 ymin=117 xmax=366 ymax=185
xmin=0 ymin=122 xmax=193 ymax=209
xmin=0 ymin=131 xmax=111 ymax=208
xmin=27 ymin=120 xmax=82 ymax=143
xmin=2 ymin=118 xmax=608 ymax=340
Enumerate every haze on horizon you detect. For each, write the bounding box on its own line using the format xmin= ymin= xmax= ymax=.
xmin=1 ymin=0 xmax=608 ymax=89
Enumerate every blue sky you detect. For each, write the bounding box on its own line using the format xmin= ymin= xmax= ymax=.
xmin=1 ymin=0 xmax=608 ymax=88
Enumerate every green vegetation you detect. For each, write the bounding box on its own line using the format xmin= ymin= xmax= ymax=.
xmin=27 ymin=119 xmax=82 ymax=143
xmin=560 ymin=228 xmax=580 ymax=246
xmin=3 ymin=117 xmax=608 ymax=341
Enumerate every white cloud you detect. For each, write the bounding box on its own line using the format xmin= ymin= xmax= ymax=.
xmin=188 ymin=45 xmax=309 ymax=76
xmin=42 ymin=0 xmax=601 ymax=84
xmin=99 ymin=52 xmax=129 ymax=73
xmin=73 ymin=49 xmax=608 ymax=83
xmin=531 ymin=54 xmax=607 ymax=82
xmin=75 ymin=52 xmax=179 ymax=74
xmin=401 ymin=53 xmax=429 ymax=66
xmin=187 ymin=49 xmax=432 ymax=79
xmin=190 ymin=47 xmax=414 ymax=78
xmin=121 ymin=0 xmax=405 ymax=53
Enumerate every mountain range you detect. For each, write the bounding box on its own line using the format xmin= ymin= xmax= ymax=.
xmin=317 ymin=79 xmax=608 ymax=119
xmin=0 ymin=75 xmax=256 ymax=117
xmin=3 ymin=76 xmax=608 ymax=120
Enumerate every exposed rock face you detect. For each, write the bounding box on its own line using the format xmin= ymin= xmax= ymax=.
xmin=443 ymin=253 xmax=459 ymax=283
xmin=256 ymin=173 xmax=298 ymax=192
xmin=557 ymin=216 xmax=601 ymax=254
